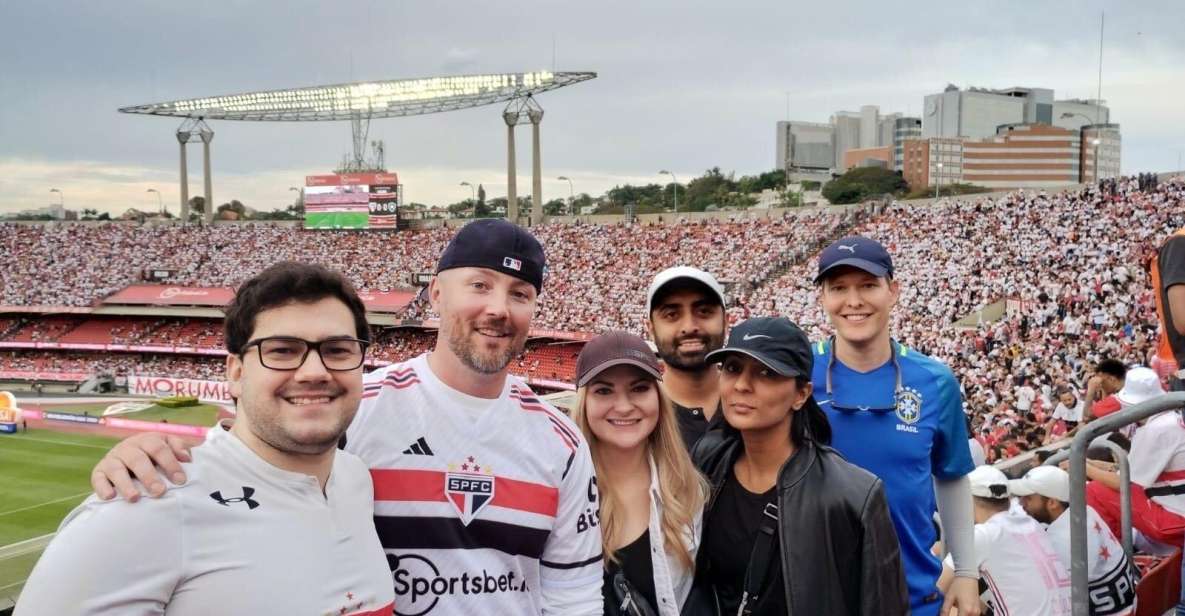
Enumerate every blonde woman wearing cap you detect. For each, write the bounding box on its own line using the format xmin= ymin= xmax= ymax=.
xmin=571 ymin=331 xmax=709 ymax=616
xmin=692 ymin=316 xmax=908 ymax=615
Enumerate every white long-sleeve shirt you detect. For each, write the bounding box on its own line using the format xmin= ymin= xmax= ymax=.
xmin=16 ymin=425 xmax=394 ymax=615
xmin=642 ymin=455 xmax=702 ymax=616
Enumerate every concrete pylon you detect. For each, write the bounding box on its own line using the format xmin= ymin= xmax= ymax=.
xmin=504 ymin=111 xmax=519 ymax=223
xmin=200 ymin=126 xmax=214 ymax=224
xmin=176 ymin=130 xmax=190 ymax=222
xmin=529 ymin=108 xmax=544 ymax=227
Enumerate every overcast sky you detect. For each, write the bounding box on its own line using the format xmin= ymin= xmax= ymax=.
xmin=1 ymin=0 xmax=1182 ymax=215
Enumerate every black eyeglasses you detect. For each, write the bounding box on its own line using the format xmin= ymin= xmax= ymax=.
xmin=240 ymin=336 xmax=369 ymax=371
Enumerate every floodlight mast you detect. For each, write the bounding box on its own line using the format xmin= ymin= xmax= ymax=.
xmin=503 ymin=95 xmax=545 ymax=225
xmin=120 ymin=71 xmax=596 ymax=225
xmin=176 ymin=118 xmax=214 ymax=224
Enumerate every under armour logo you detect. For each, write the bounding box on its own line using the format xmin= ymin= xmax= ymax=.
xmin=210 ymin=487 xmax=260 ymax=510
xmin=837 ymin=244 xmax=857 ymax=253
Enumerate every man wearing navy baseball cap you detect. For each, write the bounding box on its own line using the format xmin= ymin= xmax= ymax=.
xmin=87 ymin=219 xmax=605 ymax=615
xmin=811 ymin=235 xmax=980 ymax=616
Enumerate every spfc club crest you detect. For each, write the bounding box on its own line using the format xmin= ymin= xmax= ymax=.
xmin=445 ymin=456 xmax=495 ymax=526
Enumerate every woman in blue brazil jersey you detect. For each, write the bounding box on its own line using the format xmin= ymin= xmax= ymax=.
xmin=812 ymin=235 xmax=980 ymax=616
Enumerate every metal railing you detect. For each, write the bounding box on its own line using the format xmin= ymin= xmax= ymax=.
xmin=1044 ymin=439 xmax=1132 ymax=563
xmin=1062 ymin=392 xmax=1185 ymax=615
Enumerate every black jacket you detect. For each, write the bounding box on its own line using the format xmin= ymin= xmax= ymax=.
xmin=691 ymin=428 xmax=909 ymax=616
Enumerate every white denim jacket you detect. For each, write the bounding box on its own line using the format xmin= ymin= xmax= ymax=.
xmin=643 ymin=455 xmax=703 ymax=616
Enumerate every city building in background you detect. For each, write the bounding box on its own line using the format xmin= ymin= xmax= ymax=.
xmin=777 ymin=105 xmax=919 ymax=173
xmin=904 ymin=122 xmax=1121 ymax=190
xmin=777 ymin=83 xmax=1118 ymax=188
xmin=776 ymin=121 xmax=835 ymax=172
xmin=903 ymin=137 xmax=964 ymax=190
xmin=922 ymin=84 xmax=1109 ymax=139
xmin=962 ymin=124 xmax=1082 ymax=188
xmin=843 ymin=146 xmax=892 ymax=170
xmin=893 ymin=117 xmax=922 ymax=170
xmin=1080 ymin=123 xmax=1122 ymax=183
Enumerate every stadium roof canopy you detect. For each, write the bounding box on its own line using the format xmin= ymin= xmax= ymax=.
xmin=118 ymin=71 xmax=597 ymax=121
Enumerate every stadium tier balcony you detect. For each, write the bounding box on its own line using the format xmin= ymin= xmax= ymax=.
xmin=4 ymin=316 xmax=84 ymax=343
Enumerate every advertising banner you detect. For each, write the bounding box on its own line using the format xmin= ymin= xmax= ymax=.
xmin=103 ymin=285 xmax=235 ymax=307
xmin=128 ymin=374 xmax=233 ymax=404
xmin=105 ymin=416 xmax=209 ymax=438
xmin=0 ymin=370 xmax=90 ymax=381
xmin=356 ymin=290 xmax=417 ymax=313
xmin=97 ymin=286 xmax=407 ymax=314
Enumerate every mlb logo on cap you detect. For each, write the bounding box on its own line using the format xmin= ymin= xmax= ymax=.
xmin=436 ymin=218 xmax=546 ymax=292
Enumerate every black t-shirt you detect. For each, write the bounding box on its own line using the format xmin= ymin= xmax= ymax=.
xmin=1160 ymin=235 xmax=1185 ymax=367
xmin=603 ymin=529 xmax=659 ymax=615
xmin=675 ymin=401 xmax=725 ymax=451
xmin=703 ymin=468 xmax=786 ymax=615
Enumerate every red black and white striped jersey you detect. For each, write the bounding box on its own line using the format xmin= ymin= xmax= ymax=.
xmin=346 ymin=354 xmax=603 ymax=615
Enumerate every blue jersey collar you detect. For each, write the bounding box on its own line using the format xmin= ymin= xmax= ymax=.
xmin=822 ymin=336 xmax=907 ymax=411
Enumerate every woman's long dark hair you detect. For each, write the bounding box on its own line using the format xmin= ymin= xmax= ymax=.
xmin=790 ymin=375 xmax=832 ymax=446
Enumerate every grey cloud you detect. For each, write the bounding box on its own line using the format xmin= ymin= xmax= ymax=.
xmin=1 ymin=0 xmax=1183 ymax=212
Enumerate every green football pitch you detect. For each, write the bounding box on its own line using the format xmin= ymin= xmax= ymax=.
xmin=0 ymin=429 xmax=120 ymax=602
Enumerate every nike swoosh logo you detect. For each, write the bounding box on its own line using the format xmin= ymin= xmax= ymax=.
xmin=742 ymin=333 xmax=772 ymax=341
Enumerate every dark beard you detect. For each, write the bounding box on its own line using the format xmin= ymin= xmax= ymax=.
xmin=655 ymin=332 xmax=724 ymax=372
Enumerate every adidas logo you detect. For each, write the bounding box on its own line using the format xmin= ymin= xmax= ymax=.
xmin=402 ymin=437 xmax=434 ymax=456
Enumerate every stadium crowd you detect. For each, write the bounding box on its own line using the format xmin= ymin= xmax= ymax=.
xmin=0 ymin=350 xmax=225 ymax=380
xmin=0 ymin=210 xmax=856 ymax=334
xmin=745 ymin=176 xmax=1184 ymax=460
xmin=4 ymin=177 xmax=1183 ymax=466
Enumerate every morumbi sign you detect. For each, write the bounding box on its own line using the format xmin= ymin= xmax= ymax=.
xmin=128 ymin=375 xmax=233 ymax=404
xmin=103 ymin=285 xmax=416 ymax=313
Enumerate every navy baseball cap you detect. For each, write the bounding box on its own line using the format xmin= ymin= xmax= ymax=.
xmin=436 ymin=219 xmax=546 ymax=292
xmin=815 ymin=235 xmax=894 ymax=283
xmin=705 ymin=317 xmax=812 ymax=378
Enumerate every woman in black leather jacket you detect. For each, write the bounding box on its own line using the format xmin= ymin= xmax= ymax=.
xmin=690 ymin=316 xmax=909 ymax=616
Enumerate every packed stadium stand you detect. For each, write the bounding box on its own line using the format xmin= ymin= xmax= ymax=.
xmin=3 ymin=176 xmax=1183 ymax=465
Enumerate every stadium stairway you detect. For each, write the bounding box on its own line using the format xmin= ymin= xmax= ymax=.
xmin=76 ymin=374 xmax=113 ymax=394
xmin=738 ymin=208 xmax=868 ymax=298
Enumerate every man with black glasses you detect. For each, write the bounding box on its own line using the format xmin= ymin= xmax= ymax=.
xmin=88 ymin=221 xmax=603 ymax=615
xmin=18 ymin=262 xmax=394 ymax=615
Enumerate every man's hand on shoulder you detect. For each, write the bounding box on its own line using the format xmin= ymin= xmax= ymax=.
xmin=92 ymin=432 xmax=194 ymax=501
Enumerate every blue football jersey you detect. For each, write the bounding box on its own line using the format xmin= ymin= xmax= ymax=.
xmin=813 ymin=339 xmax=974 ymax=616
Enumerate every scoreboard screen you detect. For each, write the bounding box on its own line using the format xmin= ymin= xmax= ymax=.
xmin=304 ymin=173 xmax=400 ymax=230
